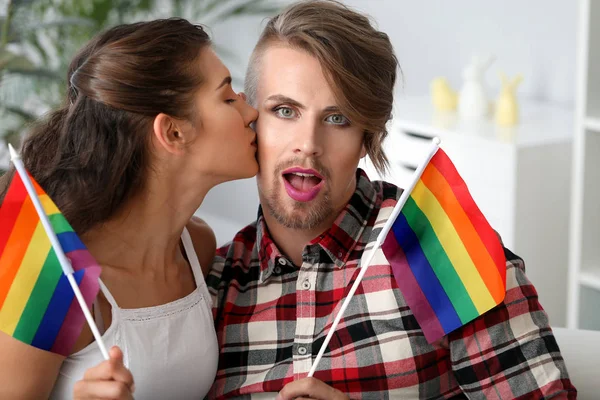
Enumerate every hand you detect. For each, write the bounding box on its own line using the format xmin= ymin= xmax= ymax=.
xmin=73 ymin=346 xmax=135 ymax=400
xmin=277 ymin=377 xmax=348 ymax=400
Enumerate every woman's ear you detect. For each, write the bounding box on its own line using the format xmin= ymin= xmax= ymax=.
xmin=152 ymin=113 xmax=189 ymax=155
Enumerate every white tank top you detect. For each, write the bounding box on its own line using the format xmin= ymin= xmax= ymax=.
xmin=50 ymin=228 xmax=218 ymax=399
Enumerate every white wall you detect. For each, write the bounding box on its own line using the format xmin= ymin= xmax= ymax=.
xmin=344 ymin=0 xmax=577 ymax=106
xmin=200 ymin=0 xmax=578 ymax=246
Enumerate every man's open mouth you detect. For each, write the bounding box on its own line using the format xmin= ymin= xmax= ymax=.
xmin=282 ymin=168 xmax=324 ymax=202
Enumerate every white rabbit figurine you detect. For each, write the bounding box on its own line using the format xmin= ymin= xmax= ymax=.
xmin=458 ymin=55 xmax=495 ymax=120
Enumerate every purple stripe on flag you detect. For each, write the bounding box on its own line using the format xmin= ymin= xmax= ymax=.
xmin=50 ymin=266 xmax=101 ymax=356
xmin=382 ymin=229 xmax=445 ymax=342
xmin=66 ymin=249 xmax=99 ymax=272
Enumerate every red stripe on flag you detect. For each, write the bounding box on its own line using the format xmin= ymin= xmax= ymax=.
xmin=0 ymin=174 xmax=28 ymax=256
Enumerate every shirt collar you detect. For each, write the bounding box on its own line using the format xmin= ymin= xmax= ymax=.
xmin=255 ymin=169 xmax=379 ymax=282
xmin=255 ymin=212 xmax=284 ymax=283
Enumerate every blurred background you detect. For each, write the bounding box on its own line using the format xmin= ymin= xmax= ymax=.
xmin=0 ymin=0 xmax=598 ymax=333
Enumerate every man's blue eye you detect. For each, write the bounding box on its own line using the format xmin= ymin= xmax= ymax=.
xmin=275 ymin=107 xmax=295 ymax=118
xmin=326 ymin=114 xmax=349 ymax=125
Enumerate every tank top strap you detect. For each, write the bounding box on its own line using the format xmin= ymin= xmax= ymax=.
xmin=98 ymin=278 xmax=120 ymax=310
xmin=180 ymin=227 xmax=211 ymax=301
xmin=92 ymin=297 xmax=105 ymax=335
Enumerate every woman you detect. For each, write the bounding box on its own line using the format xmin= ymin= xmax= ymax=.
xmin=0 ymin=18 xmax=258 ymax=399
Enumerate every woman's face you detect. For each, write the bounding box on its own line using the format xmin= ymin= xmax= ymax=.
xmin=184 ymin=47 xmax=259 ymax=183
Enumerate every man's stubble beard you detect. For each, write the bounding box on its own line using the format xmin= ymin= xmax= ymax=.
xmin=264 ymin=181 xmax=333 ymax=230
xmin=260 ymin=158 xmax=334 ymax=230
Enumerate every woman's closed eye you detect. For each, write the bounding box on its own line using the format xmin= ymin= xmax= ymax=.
xmin=225 ymin=91 xmax=242 ymax=104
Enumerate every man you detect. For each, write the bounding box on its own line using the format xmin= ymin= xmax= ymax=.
xmin=207 ymin=1 xmax=576 ymax=399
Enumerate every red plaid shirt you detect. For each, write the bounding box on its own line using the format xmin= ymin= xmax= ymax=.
xmin=206 ymin=170 xmax=576 ymax=399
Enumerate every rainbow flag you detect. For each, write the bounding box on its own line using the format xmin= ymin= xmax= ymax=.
xmin=382 ymin=147 xmax=506 ymax=343
xmin=0 ymin=172 xmax=101 ymax=356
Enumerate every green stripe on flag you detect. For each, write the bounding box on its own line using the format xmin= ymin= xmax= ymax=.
xmin=49 ymin=214 xmax=73 ymax=235
xmin=13 ymin=250 xmax=62 ymax=344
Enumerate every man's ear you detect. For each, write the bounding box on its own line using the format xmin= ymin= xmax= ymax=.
xmin=360 ymin=131 xmax=369 ymax=159
xmin=360 ymin=142 xmax=368 ymax=159
xmin=152 ymin=113 xmax=190 ymax=155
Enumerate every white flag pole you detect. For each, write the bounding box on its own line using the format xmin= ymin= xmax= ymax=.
xmin=8 ymin=144 xmax=109 ymax=360
xmin=307 ymin=137 xmax=441 ymax=377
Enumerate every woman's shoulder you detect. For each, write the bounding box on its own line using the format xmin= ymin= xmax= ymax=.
xmin=0 ymin=330 xmax=65 ymax=398
xmin=186 ymin=216 xmax=217 ymax=277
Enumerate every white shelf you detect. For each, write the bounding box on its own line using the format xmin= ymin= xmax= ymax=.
xmin=393 ymin=96 xmax=573 ymax=149
xmin=584 ymin=117 xmax=600 ymax=132
xmin=579 ymin=269 xmax=600 ymax=292
xmin=568 ymin=0 xmax=600 ymax=330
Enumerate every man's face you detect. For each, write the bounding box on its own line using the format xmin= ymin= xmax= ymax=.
xmin=254 ymin=45 xmax=366 ymax=231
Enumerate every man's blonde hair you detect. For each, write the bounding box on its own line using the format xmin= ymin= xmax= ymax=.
xmin=245 ymin=0 xmax=399 ymax=173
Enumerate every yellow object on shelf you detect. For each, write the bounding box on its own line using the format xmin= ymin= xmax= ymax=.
xmin=430 ymin=77 xmax=458 ymax=112
xmin=495 ymin=73 xmax=523 ymax=127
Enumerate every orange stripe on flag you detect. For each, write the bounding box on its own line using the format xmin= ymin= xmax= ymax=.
xmin=0 ymin=197 xmax=39 ymax=309
xmin=421 ymin=164 xmax=504 ymax=303
xmin=29 ymin=175 xmax=46 ymax=196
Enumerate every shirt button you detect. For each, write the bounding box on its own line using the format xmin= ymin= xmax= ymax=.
xmin=298 ymin=346 xmax=307 ymax=355
xmin=303 ymin=254 xmax=316 ymax=263
xmin=301 ymin=280 xmax=311 ymax=290
xmin=274 ymin=266 xmax=282 ymax=274
xmin=278 ymin=258 xmax=287 ymax=265
xmin=337 ymin=251 xmax=343 ymax=258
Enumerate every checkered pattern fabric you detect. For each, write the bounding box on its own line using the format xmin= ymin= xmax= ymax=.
xmin=206 ymin=170 xmax=576 ymax=399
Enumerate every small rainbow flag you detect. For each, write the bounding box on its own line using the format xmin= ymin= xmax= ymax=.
xmin=382 ymin=146 xmax=506 ymax=343
xmin=0 ymin=172 xmax=101 ymax=356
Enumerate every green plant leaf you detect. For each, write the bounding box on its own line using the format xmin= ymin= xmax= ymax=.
xmin=4 ymin=128 xmax=24 ymax=147
xmin=4 ymin=67 xmax=63 ymax=81
xmin=2 ymin=105 xmax=36 ymax=121
xmin=0 ymin=0 xmax=282 ymax=147
xmin=11 ymin=0 xmax=36 ymax=8
xmin=0 ymin=48 xmax=34 ymax=70
xmin=200 ymin=0 xmax=235 ymax=15
xmin=23 ymin=16 xmax=97 ymax=32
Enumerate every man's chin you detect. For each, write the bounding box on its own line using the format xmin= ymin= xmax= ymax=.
xmin=275 ymin=215 xmax=324 ymax=230
xmin=266 ymin=200 xmax=332 ymax=231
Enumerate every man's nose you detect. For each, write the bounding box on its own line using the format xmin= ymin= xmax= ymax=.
xmin=293 ymin=121 xmax=323 ymax=157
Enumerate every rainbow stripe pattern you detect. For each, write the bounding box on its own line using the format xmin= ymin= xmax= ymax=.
xmin=0 ymin=172 xmax=101 ymax=355
xmin=382 ymin=147 xmax=506 ymax=343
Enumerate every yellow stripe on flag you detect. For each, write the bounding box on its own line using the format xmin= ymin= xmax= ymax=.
xmin=0 ymin=223 xmax=52 ymax=334
xmin=412 ymin=180 xmax=495 ymax=313
xmin=39 ymin=194 xmax=60 ymax=216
